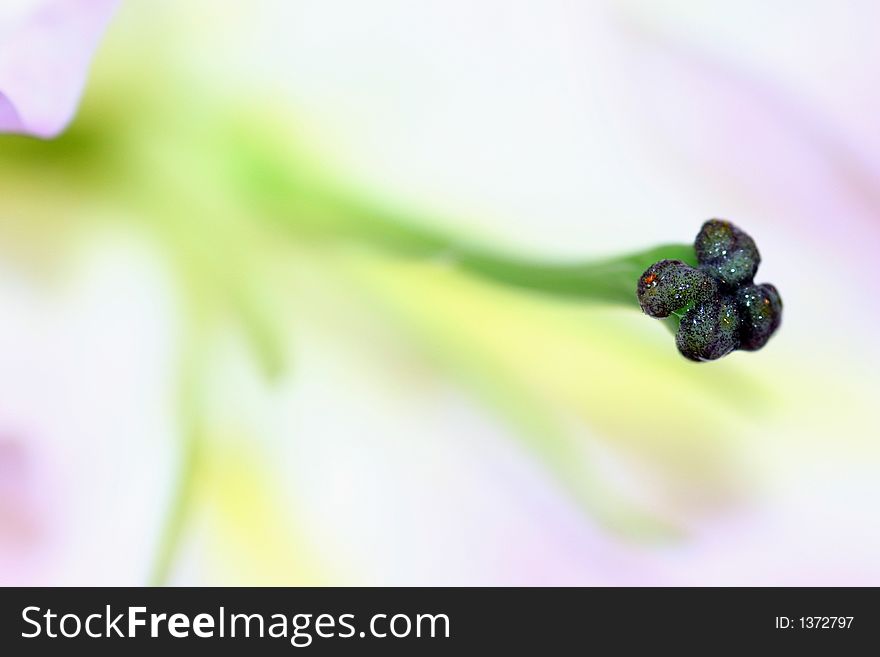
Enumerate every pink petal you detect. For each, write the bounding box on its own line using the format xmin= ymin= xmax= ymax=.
xmin=0 ymin=0 xmax=118 ymax=138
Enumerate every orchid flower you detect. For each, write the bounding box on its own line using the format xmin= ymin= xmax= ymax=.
xmin=0 ymin=0 xmax=117 ymax=138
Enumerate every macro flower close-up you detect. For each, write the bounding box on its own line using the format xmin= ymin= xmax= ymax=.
xmin=0 ymin=0 xmax=878 ymax=595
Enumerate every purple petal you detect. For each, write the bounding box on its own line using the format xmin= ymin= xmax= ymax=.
xmin=0 ymin=0 xmax=118 ymax=138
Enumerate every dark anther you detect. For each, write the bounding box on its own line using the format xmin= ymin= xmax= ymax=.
xmin=638 ymin=220 xmax=781 ymax=361
xmin=694 ymin=219 xmax=760 ymax=288
xmin=637 ymin=259 xmax=718 ymax=318
xmin=736 ymin=283 xmax=783 ymax=351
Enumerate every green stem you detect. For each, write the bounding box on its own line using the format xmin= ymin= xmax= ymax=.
xmin=228 ymin=134 xmax=698 ymax=305
xmin=304 ymin=200 xmax=696 ymax=306
xmin=148 ymin=425 xmax=199 ymax=586
xmin=148 ymin=324 xmax=206 ymax=586
xmin=446 ymin=242 xmax=696 ymax=305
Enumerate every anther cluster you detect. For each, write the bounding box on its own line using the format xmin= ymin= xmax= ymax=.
xmin=637 ymin=220 xmax=782 ymax=361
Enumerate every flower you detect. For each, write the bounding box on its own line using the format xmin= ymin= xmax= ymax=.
xmin=0 ymin=0 xmax=118 ymax=138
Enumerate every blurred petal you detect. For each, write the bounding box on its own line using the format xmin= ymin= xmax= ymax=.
xmin=620 ymin=20 xmax=880 ymax=264
xmin=0 ymin=238 xmax=178 ymax=585
xmin=0 ymin=0 xmax=117 ymax=137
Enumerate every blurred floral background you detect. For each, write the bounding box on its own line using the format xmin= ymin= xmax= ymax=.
xmin=1 ymin=0 xmax=878 ymax=586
